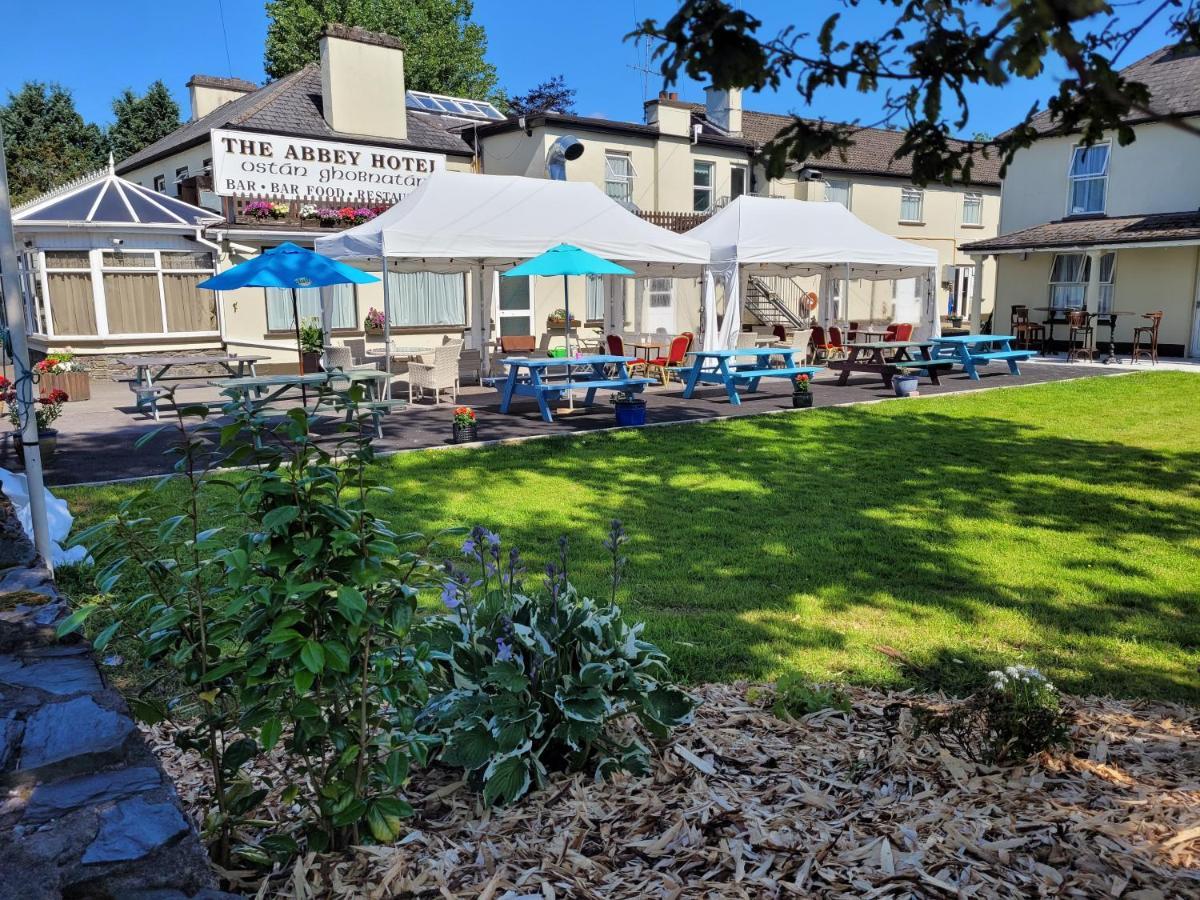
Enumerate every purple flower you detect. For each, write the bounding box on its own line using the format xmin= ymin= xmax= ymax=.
xmin=441 ymin=581 xmax=462 ymax=610
xmin=496 ymin=638 xmax=513 ymax=662
xmin=461 ymin=538 xmax=477 ymax=558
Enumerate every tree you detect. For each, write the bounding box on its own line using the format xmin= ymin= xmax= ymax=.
xmin=507 ymin=75 xmax=577 ymax=116
xmin=108 ymin=80 xmax=181 ymax=163
xmin=632 ymin=0 xmax=1200 ymax=186
xmin=0 ymin=82 xmax=107 ymax=205
xmin=264 ymin=0 xmax=500 ymax=101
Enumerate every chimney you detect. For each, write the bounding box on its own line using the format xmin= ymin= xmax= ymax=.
xmin=644 ymin=91 xmax=691 ymax=137
xmin=186 ymin=75 xmax=256 ymax=122
xmin=705 ymin=86 xmax=743 ymax=135
xmin=320 ymin=24 xmax=407 ymax=140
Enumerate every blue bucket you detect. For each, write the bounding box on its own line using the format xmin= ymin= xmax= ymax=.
xmin=614 ymin=399 xmax=647 ymax=426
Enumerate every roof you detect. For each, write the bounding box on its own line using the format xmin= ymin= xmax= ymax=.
xmin=116 ymin=64 xmax=474 ymax=173
xmin=187 ymin=74 xmax=258 ymax=93
xmin=473 ymin=111 xmax=753 ymax=150
xmin=961 ymin=210 xmax=1200 ymax=253
xmin=14 ymin=162 xmax=223 ymax=229
xmin=1028 ymin=44 xmax=1200 ymax=135
xmin=708 ymin=106 xmax=1003 ymax=186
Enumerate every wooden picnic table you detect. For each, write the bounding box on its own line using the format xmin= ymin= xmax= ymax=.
xmin=496 ymin=355 xmax=654 ymax=423
xmin=827 ymin=340 xmax=953 ymax=387
xmin=119 ymin=353 xmax=266 ymax=421
xmin=213 ymin=369 xmax=399 ymax=438
xmin=932 ymin=334 xmax=1036 ymax=381
xmin=681 ymin=347 xmax=822 ymax=405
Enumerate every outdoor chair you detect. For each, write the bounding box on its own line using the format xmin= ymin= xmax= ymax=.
xmin=645 ymin=334 xmax=691 ymax=384
xmin=322 ymin=346 xmax=378 ymax=373
xmin=772 ymin=327 xmax=813 ymax=366
xmin=772 ymin=324 xmax=788 ymax=342
xmin=605 ymin=334 xmax=648 ymax=375
xmin=810 ymin=326 xmax=832 ymax=362
xmin=448 ymin=334 xmax=482 ymax=384
xmin=892 ymin=322 xmax=914 ymax=342
xmin=1131 ymin=311 xmax=1163 ymax=364
xmin=826 ymin=326 xmax=848 ymax=360
xmin=408 ymin=340 xmax=461 ymax=404
xmin=340 ymin=337 xmax=374 ymax=366
xmin=736 ymin=331 xmax=759 ymax=349
xmin=1065 ymin=310 xmax=1095 ymax=362
xmin=1010 ymin=305 xmax=1046 ymax=351
xmin=848 ymin=321 xmax=862 ymax=341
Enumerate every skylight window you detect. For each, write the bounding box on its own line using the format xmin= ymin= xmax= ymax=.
xmin=405 ymin=90 xmax=504 ymax=120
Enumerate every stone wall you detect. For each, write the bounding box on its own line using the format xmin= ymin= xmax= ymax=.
xmin=30 ymin=350 xmax=234 ymax=381
xmin=0 ymin=493 xmax=232 ymax=899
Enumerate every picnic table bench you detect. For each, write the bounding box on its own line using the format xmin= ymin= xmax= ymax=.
xmin=214 ymin=370 xmax=397 ymax=441
xmin=681 ymin=348 xmax=823 ymax=405
xmin=497 ymin=355 xmax=654 ymax=423
xmin=932 ymin=334 xmax=1037 ymax=381
xmin=827 ymin=340 xmax=954 ymax=388
xmin=118 ymin=354 xmax=265 ymax=421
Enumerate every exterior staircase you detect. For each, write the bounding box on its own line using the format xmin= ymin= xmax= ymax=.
xmin=745 ymin=275 xmax=808 ymax=329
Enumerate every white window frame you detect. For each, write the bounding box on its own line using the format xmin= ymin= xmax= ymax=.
xmin=97 ymin=249 xmax=219 ymax=338
xmin=1097 ymin=253 xmax=1117 ymax=313
xmin=1047 ymin=253 xmax=1089 ymax=310
xmin=604 ymin=151 xmax=635 ymax=205
xmin=962 ymin=191 xmax=983 ymax=227
xmin=899 ymin=187 xmax=924 ymax=224
xmin=693 ymin=161 xmax=714 ymax=212
xmin=824 ymin=178 xmax=851 ymax=208
xmin=152 ymin=174 xmax=165 ymax=193
xmin=1066 ymin=142 xmax=1110 ymax=216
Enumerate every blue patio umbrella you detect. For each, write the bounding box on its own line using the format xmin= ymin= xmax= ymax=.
xmin=198 ymin=242 xmax=379 ymax=388
xmin=503 ymin=244 xmax=633 ymax=359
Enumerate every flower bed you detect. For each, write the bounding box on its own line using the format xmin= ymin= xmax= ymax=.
xmin=147 ymin=683 xmax=1200 ymax=897
xmin=34 ymin=353 xmax=89 ymax=400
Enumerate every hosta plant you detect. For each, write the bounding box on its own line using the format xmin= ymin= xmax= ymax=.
xmin=418 ymin=522 xmax=694 ymax=805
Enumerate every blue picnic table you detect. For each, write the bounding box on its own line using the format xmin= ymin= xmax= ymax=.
xmin=497 ymin=355 xmax=654 ymax=423
xmin=932 ymin=334 xmax=1037 ymax=381
xmin=681 ymin=347 xmax=823 ymax=405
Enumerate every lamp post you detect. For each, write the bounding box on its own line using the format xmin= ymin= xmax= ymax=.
xmin=0 ymin=122 xmax=54 ymax=569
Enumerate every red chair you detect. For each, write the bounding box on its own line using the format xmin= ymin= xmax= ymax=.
xmin=646 ymin=334 xmax=692 ymax=384
xmin=772 ymin=324 xmax=788 ymax=342
xmin=606 ymin=334 xmax=648 ymax=374
xmin=827 ymin=326 xmax=848 ymax=360
xmin=884 ymin=323 xmax=899 ymax=341
xmin=893 ymin=323 xmax=913 ymax=341
xmin=811 ymin=326 xmax=832 ymax=360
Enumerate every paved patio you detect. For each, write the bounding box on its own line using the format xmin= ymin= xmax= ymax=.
xmin=5 ymin=361 xmax=1131 ymax=487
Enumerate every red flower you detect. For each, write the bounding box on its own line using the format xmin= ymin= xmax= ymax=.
xmin=46 ymin=389 xmax=68 ymax=404
xmin=0 ymin=376 xmax=10 ymax=390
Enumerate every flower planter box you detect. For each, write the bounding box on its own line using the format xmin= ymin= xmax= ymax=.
xmin=37 ymin=371 xmax=90 ymax=401
xmin=547 ymin=318 xmax=582 ymax=329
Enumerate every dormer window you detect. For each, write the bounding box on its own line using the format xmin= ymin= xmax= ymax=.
xmin=1067 ymin=143 xmax=1109 ymax=215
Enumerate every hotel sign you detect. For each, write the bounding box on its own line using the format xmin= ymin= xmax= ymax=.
xmin=209 ymin=128 xmax=444 ymax=205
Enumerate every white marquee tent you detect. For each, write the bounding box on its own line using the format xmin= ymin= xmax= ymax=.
xmin=315 ymin=171 xmax=710 ymax=368
xmin=686 ymin=196 xmax=941 ymax=348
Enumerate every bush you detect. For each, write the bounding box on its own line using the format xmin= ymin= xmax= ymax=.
xmin=769 ymin=674 xmax=852 ymax=719
xmin=417 ymin=522 xmax=695 ymax=805
xmin=913 ymin=664 xmax=1073 ymax=765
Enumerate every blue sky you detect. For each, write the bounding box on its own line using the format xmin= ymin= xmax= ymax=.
xmin=3 ymin=0 xmax=1179 ymax=138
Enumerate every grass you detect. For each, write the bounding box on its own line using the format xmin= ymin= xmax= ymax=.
xmin=60 ymin=371 xmax=1200 ymax=702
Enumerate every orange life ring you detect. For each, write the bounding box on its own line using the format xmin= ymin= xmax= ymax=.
xmin=803 ymin=291 xmax=819 ymax=311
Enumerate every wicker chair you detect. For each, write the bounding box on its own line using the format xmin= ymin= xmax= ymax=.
xmin=340 ymin=337 xmax=376 ymax=367
xmin=408 ymin=340 xmax=461 ymax=404
xmin=322 ymin=345 xmax=378 ymax=373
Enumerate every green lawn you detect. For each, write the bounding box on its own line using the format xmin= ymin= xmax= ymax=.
xmin=61 ymin=372 xmax=1200 ymax=701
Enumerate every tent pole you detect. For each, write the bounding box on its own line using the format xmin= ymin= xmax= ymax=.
xmin=0 ymin=121 xmax=53 ymax=570
xmin=381 ymin=259 xmax=392 ymax=400
xmin=563 ymin=273 xmax=574 ymax=410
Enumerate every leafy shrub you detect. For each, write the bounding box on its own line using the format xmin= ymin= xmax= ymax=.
xmin=65 ymin=388 xmax=439 ymax=861
xmin=913 ymin=665 xmax=1073 ymax=765
xmin=417 ymin=522 xmax=695 ymax=805
xmin=770 ymin=674 xmax=852 ymax=719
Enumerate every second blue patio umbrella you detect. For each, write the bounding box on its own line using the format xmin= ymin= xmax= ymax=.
xmin=503 ymin=243 xmax=634 ymax=360
xmin=198 ymin=242 xmax=379 ymax=396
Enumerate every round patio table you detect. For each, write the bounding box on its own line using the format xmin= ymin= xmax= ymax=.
xmin=1095 ymin=311 xmax=1137 ymax=364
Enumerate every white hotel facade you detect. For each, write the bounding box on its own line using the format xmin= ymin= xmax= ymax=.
xmin=14 ymin=24 xmax=1001 ymax=371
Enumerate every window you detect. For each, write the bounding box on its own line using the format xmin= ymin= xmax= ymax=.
xmin=266 ymin=283 xmax=358 ymax=331
xmin=604 ymin=152 xmax=635 ymax=205
xmin=586 ymin=276 xmax=605 ymax=321
xmin=1067 ymin=144 xmax=1109 ymax=215
xmin=385 ymin=272 xmax=465 ymax=327
xmin=174 ymin=166 xmax=189 ymax=196
xmin=693 ymin=161 xmax=713 ymax=212
xmin=497 ymin=276 xmax=531 ymax=337
xmin=43 ymin=251 xmax=96 ymax=336
xmin=201 ymin=158 xmax=212 ymax=174
xmin=161 ymin=251 xmax=219 ymax=332
xmin=731 ymin=165 xmax=748 ymax=200
xmin=1097 ymin=253 xmax=1116 ymax=312
xmin=1048 ymin=253 xmax=1089 ymax=309
xmin=962 ymin=191 xmax=983 ymax=226
xmin=900 ymin=187 xmax=924 ymax=223
xmin=825 ymin=178 xmax=850 ymax=208
xmin=153 ymin=175 xmax=165 ymax=193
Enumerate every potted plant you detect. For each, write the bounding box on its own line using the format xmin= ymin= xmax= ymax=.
xmin=299 ymin=318 xmax=324 ymax=373
xmin=893 ymin=373 xmax=920 ymax=398
xmin=613 ymin=389 xmax=647 ymax=426
xmin=451 ymin=405 xmax=478 ymax=443
xmin=33 ymin=352 xmax=89 ymax=400
xmin=547 ymin=308 xmax=581 ymax=329
xmin=2 ymin=380 xmax=68 ymax=462
xmin=364 ymin=307 xmax=386 ymax=335
xmin=792 ymin=373 xmax=814 ymax=408
xmin=244 ymin=200 xmax=274 ymax=221
xmin=317 ymin=207 xmax=341 ymax=227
